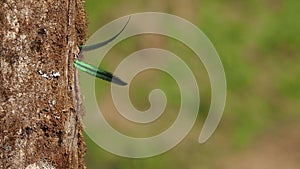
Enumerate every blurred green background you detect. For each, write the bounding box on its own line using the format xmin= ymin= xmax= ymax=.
xmin=83 ymin=0 xmax=300 ymax=168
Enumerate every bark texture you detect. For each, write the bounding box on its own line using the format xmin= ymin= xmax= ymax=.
xmin=0 ymin=0 xmax=87 ymax=168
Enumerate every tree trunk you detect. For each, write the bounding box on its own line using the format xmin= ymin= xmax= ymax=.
xmin=0 ymin=0 xmax=87 ymax=168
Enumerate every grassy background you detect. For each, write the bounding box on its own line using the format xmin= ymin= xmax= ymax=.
xmin=83 ymin=0 xmax=300 ymax=168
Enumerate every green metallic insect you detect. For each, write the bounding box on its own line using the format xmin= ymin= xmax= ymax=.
xmin=74 ymin=17 xmax=131 ymax=86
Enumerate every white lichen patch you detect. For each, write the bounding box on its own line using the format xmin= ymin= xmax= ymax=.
xmin=52 ymin=72 xmax=60 ymax=78
xmin=8 ymin=97 xmax=15 ymax=103
xmin=25 ymin=161 xmax=55 ymax=169
xmin=38 ymin=70 xmax=44 ymax=75
xmin=52 ymin=100 xmax=56 ymax=105
xmin=38 ymin=70 xmax=61 ymax=80
xmin=17 ymin=128 xmax=22 ymax=135
xmin=19 ymin=34 xmax=27 ymax=46
xmin=17 ymin=93 xmax=23 ymax=97
xmin=41 ymin=74 xmax=50 ymax=79
xmin=5 ymin=7 xmax=20 ymax=41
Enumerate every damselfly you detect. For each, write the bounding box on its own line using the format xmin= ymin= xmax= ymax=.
xmin=74 ymin=17 xmax=130 ymax=86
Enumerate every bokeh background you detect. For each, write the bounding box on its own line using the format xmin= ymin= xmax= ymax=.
xmin=83 ymin=0 xmax=300 ymax=168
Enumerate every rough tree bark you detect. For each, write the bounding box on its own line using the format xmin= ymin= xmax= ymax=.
xmin=0 ymin=0 xmax=87 ymax=168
